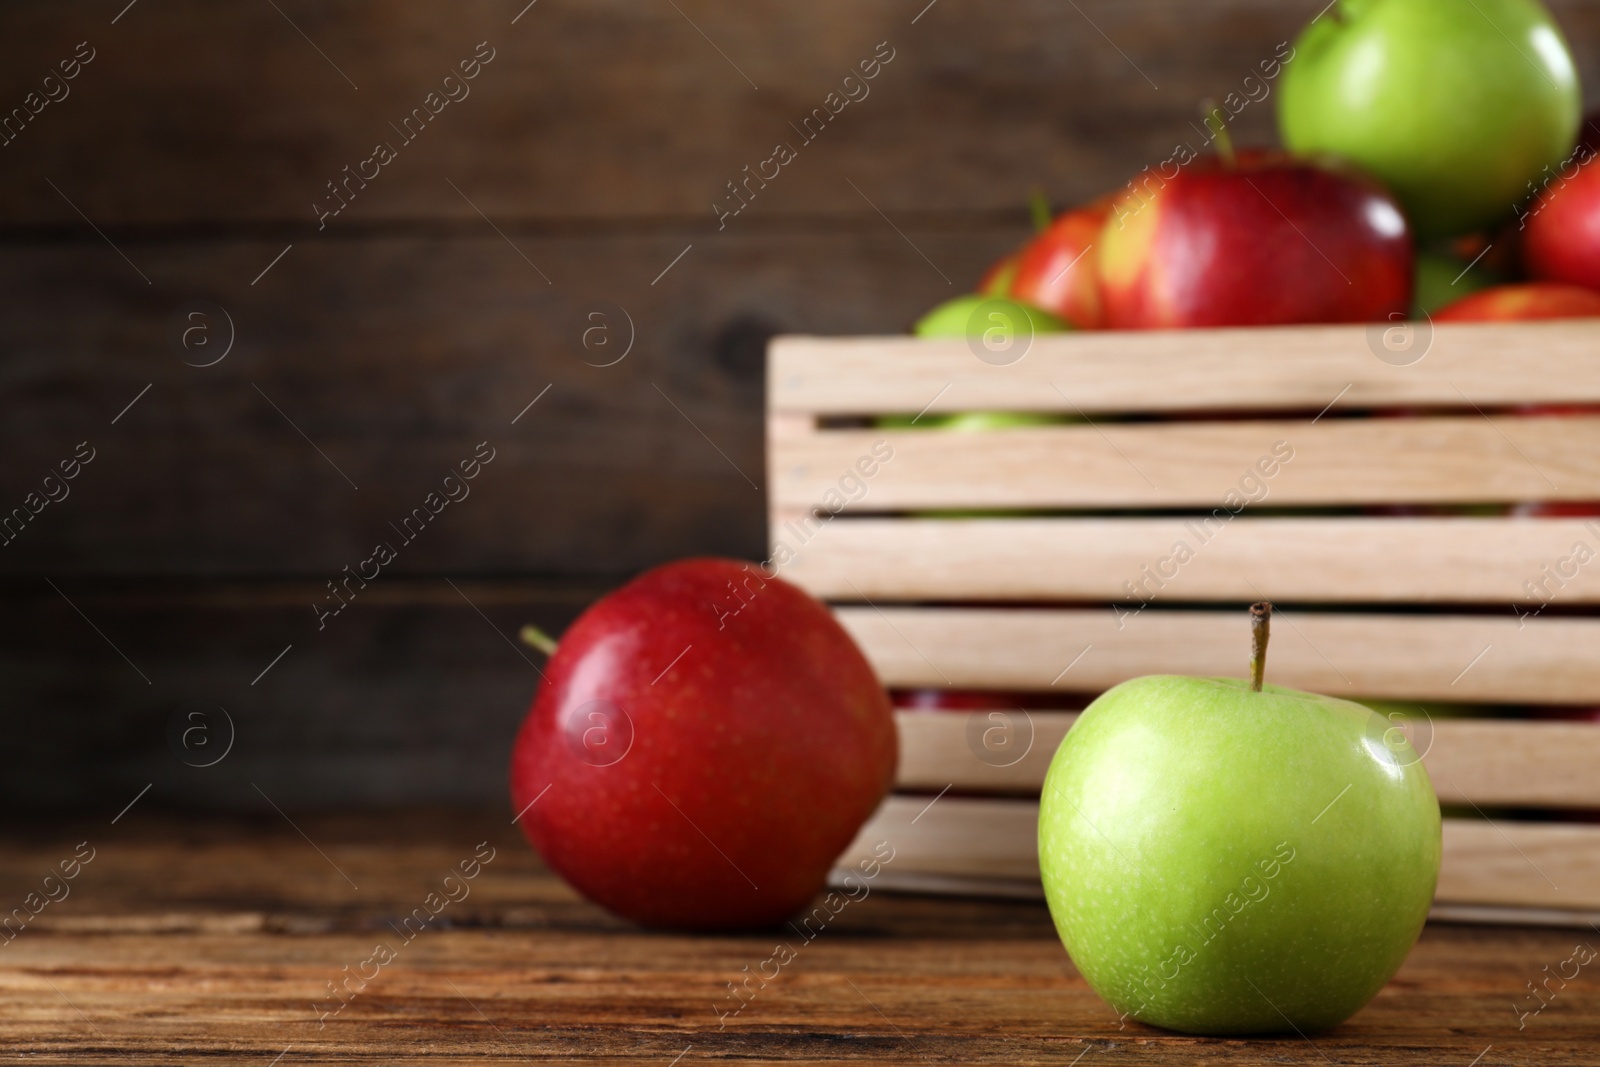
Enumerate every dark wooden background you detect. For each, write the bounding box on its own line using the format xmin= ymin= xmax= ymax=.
xmin=5 ymin=0 xmax=1599 ymax=814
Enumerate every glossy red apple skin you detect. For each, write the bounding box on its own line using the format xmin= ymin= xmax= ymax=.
xmin=1432 ymin=283 xmax=1600 ymax=322
xmin=1524 ymin=111 xmax=1600 ymax=290
xmin=1097 ymin=152 xmax=1414 ymax=329
xmin=1008 ymin=196 xmax=1116 ymax=328
xmin=1524 ymin=162 xmax=1600 ymax=288
xmin=509 ymin=558 xmax=896 ymax=930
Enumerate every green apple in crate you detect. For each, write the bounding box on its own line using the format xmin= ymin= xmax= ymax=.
xmin=1411 ymin=249 xmax=1497 ymax=318
xmin=1278 ymin=0 xmax=1581 ymax=240
xmin=1039 ymin=604 xmax=1440 ymax=1034
xmin=913 ymin=293 xmax=1067 ymax=345
xmin=880 ymin=295 xmax=1069 ymax=432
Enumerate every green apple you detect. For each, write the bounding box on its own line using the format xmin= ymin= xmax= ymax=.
xmin=1411 ymin=251 xmax=1498 ymax=318
xmin=1279 ymin=0 xmax=1581 ymax=239
xmin=884 ymin=295 xmax=1072 ymax=434
xmin=1039 ymin=604 xmax=1440 ymax=1034
xmin=913 ymin=293 xmax=1067 ymax=339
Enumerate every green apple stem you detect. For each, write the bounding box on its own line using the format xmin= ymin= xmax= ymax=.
xmin=1204 ymin=103 xmax=1236 ymax=169
xmin=1249 ymin=602 xmax=1272 ymax=692
xmin=1029 ymin=186 xmax=1052 ymax=232
xmin=518 ymin=625 xmax=559 ymax=656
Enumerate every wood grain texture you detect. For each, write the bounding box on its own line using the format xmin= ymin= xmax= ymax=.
xmin=1440 ymin=821 xmax=1600 ymax=911
xmin=841 ymin=796 xmax=1600 ymax=911
xmin=12 ymin=0 xmax=1598 ymax=229
xmin=0 ymin=229 xmax=1018 ymax=578
xmin=783 ymin=516 xmax=1600 ymax=604
xmin=839 ymin=607 xmax=1600 ymax=704
xmin=895 ymin=709 xmax=1077 ymax=797
xmin=893 ymin=712 xmax=1600 ymax=809
xmin=771 ymin=322 xmax=1600 ymax=415
xmin=0 ymin=579 xmax=594 ymax=814
xmin=4 ymin=812 xmax=1597 ymax=1064
xmin=771 ymin=416 xmax=1600 ymax=511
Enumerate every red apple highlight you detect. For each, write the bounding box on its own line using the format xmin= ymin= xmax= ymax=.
xmin=1097 ymin=151 xmax=1414 ymax=329
xmin=509 ymin=558 xmax=897 ymax=930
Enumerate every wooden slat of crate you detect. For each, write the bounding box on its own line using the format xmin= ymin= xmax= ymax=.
xmin=771 ymin=416 xmax=1600 ymax=511
xmin=784 ymin=516 xmax=1600 ymax=603
xmin=770 ymin=322 xmax=1600 ymax=415
xmin=773 ymin=327 xmax=1600 ymax=916
xmin=894 ymin=711 xmax=1600 ymax=808
xmin=895 ymin=710 xmax=1076 ymax=796
xmin=838 ymin=607 xmax=1600 ymax=704
xmin=839 ymin=796 xmax=1600 ymax=911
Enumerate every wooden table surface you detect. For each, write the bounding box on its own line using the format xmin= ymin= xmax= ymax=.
xmin=3 ymin=809 xmax=1595 ymax=1065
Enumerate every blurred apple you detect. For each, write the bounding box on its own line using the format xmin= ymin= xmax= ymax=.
xmin=1524 ymin=111 xmax=1600 ymax=290
xmin=912 ymin=292 xmax=1067 ymax=339
xmin=1008 ymin=197 xmax=1115 ymax=328
xmin=1412 ymin=250 xmax=1497 ymax=318
xmin=1279 ymin=0 xmax=1581 ymax=239
xmin=888 ymin=295 xmax=1071 ymax=434
xmin=1433 ymin=282 xmax=1600 ymax=321
xmin=978 ymin=254 xmax=1021 ymax=296
xmin=1098 ymin=151 xmax=1413 ymax=329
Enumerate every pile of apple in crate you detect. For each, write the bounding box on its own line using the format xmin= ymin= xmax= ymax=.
xmin=508 ymin=0 xmax=1600 ymax=1037
xmin=911 ymin=2 xmax=1598 ymax=355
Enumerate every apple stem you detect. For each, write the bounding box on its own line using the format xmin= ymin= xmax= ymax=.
xmin=1204 ymin=104 xmax=1236 ymax=169
xmin=1029 ymin=186 xmax=1052 ymax=232
xmin=518 ymin=625 xmax=559 ymax=656
xmin=1249 ymin=602 xmax=1272 ymax=692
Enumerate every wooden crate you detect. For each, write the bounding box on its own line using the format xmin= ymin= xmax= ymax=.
xmin=768 ymin=320 xmax=1600 ymax=918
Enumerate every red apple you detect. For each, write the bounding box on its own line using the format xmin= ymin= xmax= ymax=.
xmin=1433 ymin=283 xmax=1600 ymax=322
xmin=1097 ymin=151 xmax=1413 ymax=329
xmin=1523 ymin=110 xmax=1600 ymax=290
xmin=1444 ymin=228 xmax=1523 ymax=281
xmin=1008 ymin=196 xmax=1116 ymax=328
xmin=509 ymin=558 xmax=896 ymax=930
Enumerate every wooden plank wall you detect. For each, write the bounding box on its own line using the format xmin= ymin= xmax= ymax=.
xmin=4 ymin=1 xmax=1598 ymax=812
